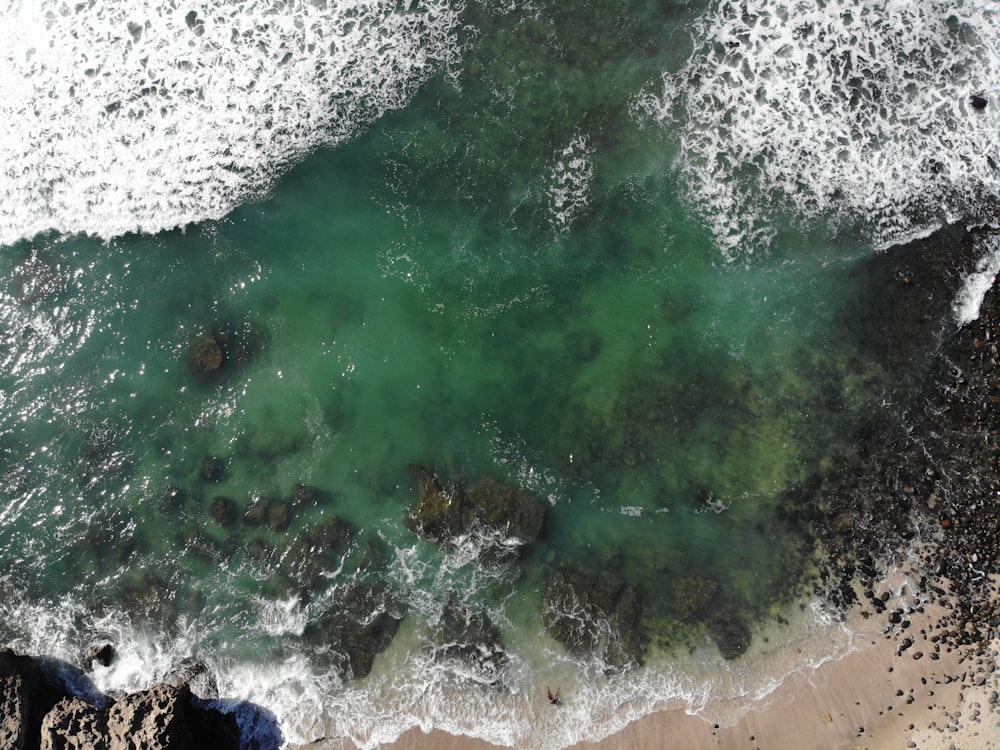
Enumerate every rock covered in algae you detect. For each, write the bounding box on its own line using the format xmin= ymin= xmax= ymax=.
xmin=405 ymin=464 xmax=545 ymax=561
xmin=705 ymin=609 xmax=752 ymax=660
xmin=542 ymin=566 xmax=646 ymax=673
xmin=673 ymin=576 xmax=719 ymax=621
xmin=279 ymin=514 xmax=353 ymax=589
xmin=427 ymin=593 xmax=508 ymax=687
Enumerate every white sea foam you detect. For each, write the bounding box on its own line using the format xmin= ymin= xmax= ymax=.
xmin=642 ymin=0 xmax=1000 ymax=260
xmin=954 ymin=232 xmax=1000 ymax=326
xmin=547 ymin=133 xmax=594 ymax=233
xmin=0 ymin=0 xmax=462 ymax=246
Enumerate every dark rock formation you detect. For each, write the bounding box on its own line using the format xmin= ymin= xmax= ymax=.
xmin=405 ymin=465 xmax=545 ymax=562
xmin=427 ymin=594 xmax=507 ymax=686
xmin=289 ymin=483 xmax=331 ymax=510
xmin=0 ymin=648 xmax=71 ymax=750
xmin=0 ymin=649 xmax=273 ymax=750
xmin=161 ymin=659 xmax=218 ymax=701
xmin=266 ymin=502 xmax=290 ymax=533
xmin=85 ymin=645 xmax=115 ymax=671
xmin=242 ymin=496 xmax=269 ymax=527
xmin=303 ymin=583 xmax=403 ymax=680
xmin=971 ymin=94 xmax=988 ymax=109
xmin=705 ymin=610 xmax=752 ymax=660
xmin=279 ymin=514 xmax=352 ymax=588
xmin=542 ymin=567 xmax=646 ymax=673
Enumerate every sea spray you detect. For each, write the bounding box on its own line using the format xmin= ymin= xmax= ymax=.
xmin=642 ymin=0 xmax=1000 ymax=259
xmin=0 ymin=0 xmax=463 ymax=245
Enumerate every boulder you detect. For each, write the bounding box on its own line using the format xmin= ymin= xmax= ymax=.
xmin=0 ymin=649 xmax=71 ymax=749
xmin=542 ymin=567 xmax=646 ymax=673
xmin=85 ymin=644 xmax=116 ymax=671
xmin=242 ymin=496 xmax=269 ymax=527
xmin=405 ymin=465 xmax=545 ymax=561
xmin=161 ymin=659 xmax=218 ymax=701
xmin=266 ymin=502 xmax=290 ymax=532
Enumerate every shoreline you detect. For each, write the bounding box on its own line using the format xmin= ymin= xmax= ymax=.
xmin=374 ymin=600 xmax=1000 ymax=750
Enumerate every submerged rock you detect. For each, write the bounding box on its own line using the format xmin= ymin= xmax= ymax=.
xmin=279 ymin=514 xmax=352 ymax=589
xmin=405 ymin=465 xmax=545 ymax=562
xmin=209 ymin=496 xmax=237 ymax=529
xmin=542 ymin=567 xmax=646 ymax=673
xmin=705 ymin=609 xmax=752 ymax=660
xmin=427 ymin=594 xmax=508 ymax=687
xmin=198 ymin=456 xmax=225 ymax=484
xmin=13 ymin=256 xmax=68 ymax=304
xmin=303 ymin=583 xmax=404 ymax=680
xmin=187 ymin=334 xmax=225 ymax=379
xmin=673 ymin=576 xmax=719 ymax=621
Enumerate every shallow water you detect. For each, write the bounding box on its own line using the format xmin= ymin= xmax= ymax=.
xmin=2 ymin=1 xmax=999 ymax=748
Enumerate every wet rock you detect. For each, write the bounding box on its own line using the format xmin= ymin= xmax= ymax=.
xmin=40 ymin=697 xmax=108 ymax=750
xmin=427 ymin=594 xmax=508 ymax=686
xmin=161 ymin=659 xmax=218 ymax=701
xmin=405 ymin=465 xmax=545 ymax=562
xmin=209 ymin=496 xmax=237 ymax=529
xmin=177 ymin=527 xmax=221 ymax=561
xmin=673 ymin=577 xmax=719 ymax=621
xmin=290 ymin=483 xmax=330 ymax=509
xmin=303 ymin=583 xmax=404 ymax=680
xmin=85 ymin=644 xmax=116 ymax=671
xmin=542 ymin=566 xmax=646 ymax=672
xmin=971 ymin=94 xmax=988 ymax=109
xmin=187 ymin=334 xmax=225 ymax=379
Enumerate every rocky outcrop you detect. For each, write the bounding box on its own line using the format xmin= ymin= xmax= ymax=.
xmin=542 ymin=567 xmax=646 ymax=673
xmin=0 ymin=649 xmax=245 ymax=750
xmin=279 ymin=514 xmax=352 ymax=589
xmin=40 ymin=697 xmax=108 ymax=750
xmin=0 ymin=648 xmax=70 ymax=750
xmin=405 ymin=465 xmax=545 ymax=562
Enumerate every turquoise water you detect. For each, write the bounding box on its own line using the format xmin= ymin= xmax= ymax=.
xmin=2 ymin=1 xmax=999 ymax=747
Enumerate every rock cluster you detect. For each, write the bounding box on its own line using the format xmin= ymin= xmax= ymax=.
xmin=0 ymin=648 xmax=242 ymax=750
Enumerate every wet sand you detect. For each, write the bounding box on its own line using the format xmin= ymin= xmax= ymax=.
xmin=375 ymin=601 xmax=1000 ymax=750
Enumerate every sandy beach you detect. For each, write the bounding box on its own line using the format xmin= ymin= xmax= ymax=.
xmin=366 ymin=597 xmax=1000 ymax=750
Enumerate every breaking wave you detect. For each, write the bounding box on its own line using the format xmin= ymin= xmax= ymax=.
xmin=0 ymin=0 xmax=462 ymax=246
xmin=642 ymin=0 xmax=1000 ymax=260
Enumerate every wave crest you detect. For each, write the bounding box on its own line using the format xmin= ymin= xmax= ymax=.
xmin=0 ymin=0 xmax=462 ymax=246
xmin=642 ymin=0 xmax=1000 ymax=259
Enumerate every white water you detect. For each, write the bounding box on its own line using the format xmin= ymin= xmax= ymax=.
xmin=955 ymin=232 xmax=1000 ymax=327
xmin=0 ymin=0 xmax=462 ymax=246
xmin=643 ymin=0 xmax=1000 ymax=260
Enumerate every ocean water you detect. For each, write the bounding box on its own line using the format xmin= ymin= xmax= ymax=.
xmin=1 ymin=1 xmax=999 ymax=748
